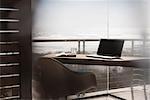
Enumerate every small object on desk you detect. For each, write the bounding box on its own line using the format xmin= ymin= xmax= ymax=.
xmin=71 ymin=48 xmax=77 ymax=55
xmin=56 ymin=52 xmax=76 ymax=57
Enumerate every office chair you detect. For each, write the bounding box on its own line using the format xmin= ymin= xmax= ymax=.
xmin=32 ymin=57 xmax=97 ymax=99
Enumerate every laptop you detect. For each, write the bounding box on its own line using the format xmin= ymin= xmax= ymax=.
xmin=87 ymin=39 xmax=124 ymax=59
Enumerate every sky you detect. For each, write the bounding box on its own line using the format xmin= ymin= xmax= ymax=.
xmin=32 ymin=0 xmax=149 ymax=39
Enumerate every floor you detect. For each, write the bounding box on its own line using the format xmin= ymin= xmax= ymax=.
xmin=68 ymin=85 xmax=150 ymax=100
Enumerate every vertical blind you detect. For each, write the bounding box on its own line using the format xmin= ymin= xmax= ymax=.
xmin=0 ymin=0 xmax=20 ymax=99
xmin=0 ymin=0 xmax=32 ymax=99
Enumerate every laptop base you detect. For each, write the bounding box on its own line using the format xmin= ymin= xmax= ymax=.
xmin=86 ymin=54 xmax=120 ymax=59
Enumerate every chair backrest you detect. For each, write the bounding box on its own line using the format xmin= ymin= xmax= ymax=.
xmin=38 ymin=57 xmax=75 ymax=77
xmin=33 ymin=57 xmax=97 ymax=99
xmin=33 ymin=57 xmax=76 ymax=98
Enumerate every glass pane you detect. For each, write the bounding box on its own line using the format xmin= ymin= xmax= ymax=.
xmin=109 ymin=0 xmax=147 ymax=39
xmin=33 ymin=0 xmax=108 ymax=39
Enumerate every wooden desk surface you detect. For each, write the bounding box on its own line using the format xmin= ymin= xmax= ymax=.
xmin=44 ymin=54 xmax=150 ymax=68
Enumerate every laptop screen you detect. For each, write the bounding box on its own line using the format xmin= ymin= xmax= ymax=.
xmin=97 ymin=39 xmax=124 ymax=57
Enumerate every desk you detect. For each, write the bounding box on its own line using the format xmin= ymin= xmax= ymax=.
xmin=44 ymin=54 xmax=150 ymax=100
xmin=44 ymin=54 xmax=150 ymax=68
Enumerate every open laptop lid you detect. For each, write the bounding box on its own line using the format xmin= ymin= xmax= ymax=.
xmin=97 ymin=39 xmax=124 ymax=57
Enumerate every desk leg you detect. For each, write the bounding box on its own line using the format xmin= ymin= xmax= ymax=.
xmin=107 ymin=65 xmax=110 ymax=94
xmin=106 ymin=66 xmax=126 ymax=100
xmin=73 ymin=66 xmax=126 ymax=100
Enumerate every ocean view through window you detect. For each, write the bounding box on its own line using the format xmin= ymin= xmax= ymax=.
xmin=32 ymin=0 xmax=149 ymax=55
